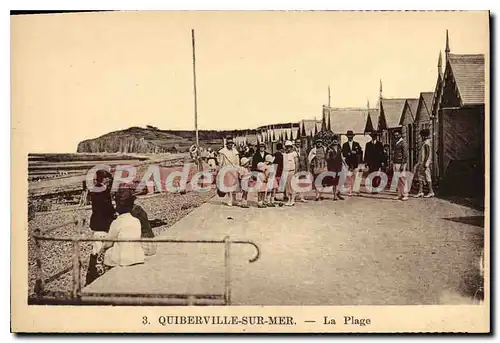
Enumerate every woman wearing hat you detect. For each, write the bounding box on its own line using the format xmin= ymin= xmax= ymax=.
xmin=283 ymin=140 xmax=299 ymax=206
xmin=325 ymin=135 xmax=345 ymax=201
xmin=89 ymin=170 xmax=115 ymax=234
xmin=217 ymin=137 xmax=240 ymax=206
xmin=308 ymin=138 xmax=328 ymax=201
xmin=251 ymin=142 xmax=270 ymax=171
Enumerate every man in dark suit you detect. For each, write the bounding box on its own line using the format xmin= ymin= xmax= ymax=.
xmin=342 ymin=130 xmax=363 ymax=170
xmin=364 ymin=131 xmax=385 ymax=193
xmin=251 ymin=142 xmax=270 ymax=171
xmin=341 ymin=130 xmax=363 ymax=195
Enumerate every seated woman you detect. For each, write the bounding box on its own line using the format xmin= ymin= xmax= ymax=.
xmin=93 ymin=186 xmax=146 ymax=280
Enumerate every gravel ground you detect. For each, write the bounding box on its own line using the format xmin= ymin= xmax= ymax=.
xmin=28 ymin=189 xmax=215 ymax=297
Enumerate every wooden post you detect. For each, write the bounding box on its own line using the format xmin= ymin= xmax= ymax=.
xmin=33 ymin=227 xmax=44 ymax=298
xmin=72 ymin=239 xmax=81 ymax=299
xmin=191 ymin=29 xmax=199 ymax=168
xmin=224 ymin=236 xmax=231 ymax=305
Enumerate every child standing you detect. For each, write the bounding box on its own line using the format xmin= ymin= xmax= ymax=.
xmin=256 ymin=155 xmax=277 ymax=208
xmin=264 ymin=154 xmax=278 ymax=207
xmin=256 ymin=162 xmax=267 ymax=208
xmin=238 ymin=157 xmax=252 ymax=208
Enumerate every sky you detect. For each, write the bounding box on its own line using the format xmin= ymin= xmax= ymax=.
xmin=11 ymin=11 xmax=489 ymax=153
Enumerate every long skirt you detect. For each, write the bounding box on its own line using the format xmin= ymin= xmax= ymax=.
xmin=284 ymin=171 xmax=296 ymax=194
xmin=217 ymin=168 xmax=240 ymax=194
xmin=414 ymin=163 xmax=432 ymax=183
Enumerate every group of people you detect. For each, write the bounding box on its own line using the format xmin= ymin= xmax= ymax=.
xmin=194 ymin=142 xmax=261 ymax=170
xmin=217 ymin=138 xmax=307 ymax=207
xmin=85 ymin=170 xmax=157 ymax=286
xmin=215 ymin=127 xmax=435 ymax=206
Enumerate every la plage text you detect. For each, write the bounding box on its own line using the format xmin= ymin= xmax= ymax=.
xmin=324 ymin=316 xmax=372 ymax=326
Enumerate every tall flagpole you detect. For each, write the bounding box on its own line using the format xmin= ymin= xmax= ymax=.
xmin=191 ymin=29 xmax=199 ymax=153
xmin=328 ymin=85 xmax=331 ymax=107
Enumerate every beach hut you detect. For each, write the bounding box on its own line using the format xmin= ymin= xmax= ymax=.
xmin=438 ymin=32 xmax=485 ymax=195
xmin=377 ymin=98 xmax=407 ymax=149
xmin=400 ymin=98 xmax=419 ymax=169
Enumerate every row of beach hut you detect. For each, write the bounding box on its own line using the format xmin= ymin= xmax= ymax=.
xmin=365 ymin=30 xmax=485 ymax=194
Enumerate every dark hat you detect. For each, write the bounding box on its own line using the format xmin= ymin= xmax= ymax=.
xmin=115 ymin=185 xmax=137 ymax=213
xmin=346 ymin=130 xmax=355 ymax=136
xmin=115 ymin=184 xmax=137 ymax=202
xmin=370 ymin=131 xmax=380 ymax=137
xmin=226 ymin=137 xmax=234 ymax=143
xmin=258 ymin=142 xmax=266 ymax=147
xmin=419 ymin=128 xmax=430 ymax=137
xmin=332 ymin=134 xmax=340 ymax=141
xmin=96 ymin=169 xmax=112 ymax=181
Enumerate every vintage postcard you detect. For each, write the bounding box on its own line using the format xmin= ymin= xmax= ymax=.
xmin=11 ymin=10 xmax=490 ymax=333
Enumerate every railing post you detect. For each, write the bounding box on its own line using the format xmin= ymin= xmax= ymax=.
xmin=224 ymin=236 xmax=231 ymax=305
xmin=72 ymin=238 xmax=81 ymax=299
xmin=33 ymin=227 xmax=44 ymax=298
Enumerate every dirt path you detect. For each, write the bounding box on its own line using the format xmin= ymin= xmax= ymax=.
xmin=84 ymin=190 xmax=484 ymax=305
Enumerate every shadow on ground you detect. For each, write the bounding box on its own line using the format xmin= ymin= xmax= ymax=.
xmin=438 ymin=195 xmax=485 ymax=212
xmin=442 ymin=215 xmax=485 ymax=228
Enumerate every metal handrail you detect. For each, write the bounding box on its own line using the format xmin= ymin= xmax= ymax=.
xmin=32 ymin=235 xmax=260 ymax=263
xmin=30 ymin=218 xmax=260 ymax=306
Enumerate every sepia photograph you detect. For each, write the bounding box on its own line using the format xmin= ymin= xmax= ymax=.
xmin=11 ymin=10 xmax=489 ymax=332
